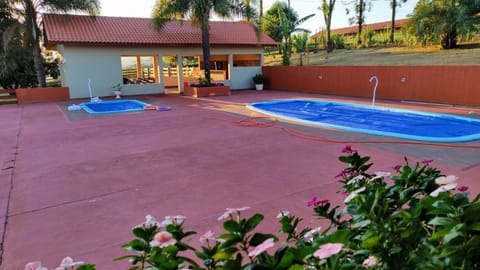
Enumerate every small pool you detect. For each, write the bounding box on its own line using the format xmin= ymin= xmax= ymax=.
xmin=81 ymin=99 xmax=149 ymax=114
xmin=247 ymin=99 xmax=480 ymax=142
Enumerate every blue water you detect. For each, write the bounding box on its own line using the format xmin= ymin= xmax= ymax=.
xmin=247 ymin=99 xmax=480 ymax=142
xmin=81 ymin=99 xmax=149 ymax=114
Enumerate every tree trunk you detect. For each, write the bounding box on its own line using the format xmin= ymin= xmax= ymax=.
xmin=201 ymin=24 xmax=211 ymax=84
xmin=357 ymin=0 xmax=364 ymax=46
xmin=25 ymin=1 xmax=46 ymax=87
xmin=441 ymin=28 xmax=457 ymax=49
xmin=389 ymin=0 xmax=396 ymax=44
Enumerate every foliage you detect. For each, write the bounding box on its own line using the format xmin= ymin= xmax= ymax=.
xmin=263 ymin=2 xmax=314 ymax=66
xmin=360 ymin=27 xmax=375 ymax=47
xmin=387 ymin=0 xmax=408 ymax=44
xmin=292 ymin=32 xmax=309 ymax=53
xmin=252 ymin=73 xmax=265 ymax=84
xmin=320 ymin=0 xmax=337 ymax=52
xmin=345 ymin=0 xmax=374 ymax=45
xmin=405 ymin=0 xmax=480 ymax=49
xmin=0 ymin=2 xmax=59 ymax=89
xmin=2 ymin=0 xmax=100 ymax=87
xmin=331 ymin=33 xmax=346 ymax=49
xmin=27 ymin=147 xmax=480 ymax=269
xmin=152 ymin=0 xmax=257 ymax=85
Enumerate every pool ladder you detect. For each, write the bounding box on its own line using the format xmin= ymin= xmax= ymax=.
xmin=369 ymin=76 xmax=379 ymax=107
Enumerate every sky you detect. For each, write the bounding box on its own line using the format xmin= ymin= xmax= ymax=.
xmin=100 ymin=0 xmax=419 ymax=34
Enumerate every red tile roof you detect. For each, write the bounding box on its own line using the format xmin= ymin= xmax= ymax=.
xmin=312 ymin=18 xmax=410 ymax=38
xmin=43 ymin=14 xmax=277 ymax=47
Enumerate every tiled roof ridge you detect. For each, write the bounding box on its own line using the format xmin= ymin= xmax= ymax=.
xmin=43 ymin=13 xmax=275 ymax=47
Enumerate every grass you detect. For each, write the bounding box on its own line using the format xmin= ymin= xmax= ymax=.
xmin=264 ymin=44 xmax=480 ymax=66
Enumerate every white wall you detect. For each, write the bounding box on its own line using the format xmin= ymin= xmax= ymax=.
xmin=59 ymin=46 xmax=265 ymax=98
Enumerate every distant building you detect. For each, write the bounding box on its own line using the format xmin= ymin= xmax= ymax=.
xmin=312 ymin=18 xmax=410 ymax=39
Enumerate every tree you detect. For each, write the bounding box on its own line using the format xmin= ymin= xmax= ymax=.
xmin=152 ymin=0 xmax=256 ymax=85
xmin=389 ymin=0 xmax=407 ymax=43
xmin=320 ymin=0 xmax=336 ymax=52
xmin=262 ymin=1 xmax=298 ymax=53
xmin=345 ymin=0 xmax=373 ymax=46
xmin=406 ymin=0 xmax=480 ymax=49
xmin=3 ymin=0 xmax=100 ymax=87
xmin=292 ymin=31 xmax=309 ymax=65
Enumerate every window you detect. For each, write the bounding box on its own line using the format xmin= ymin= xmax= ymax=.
xmin=233 ymin=54 xmax=261 ymax=67
xmin=121 ymin=55 xmax=159 ymax=84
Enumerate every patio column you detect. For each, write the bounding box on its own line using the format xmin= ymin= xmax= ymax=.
xmin=176 ymin=54 xmax=184 ymax=93
xmin=228 ymin=54 xmax=233 ymax=84
xmin=159 ymin=53 xmax=165 ymax=93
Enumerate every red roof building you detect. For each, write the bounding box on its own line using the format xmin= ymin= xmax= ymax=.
xmin=312 ymin=18 xmax=410 ymax=39
xmin=42 ymin=14 xmax=276 ymax=98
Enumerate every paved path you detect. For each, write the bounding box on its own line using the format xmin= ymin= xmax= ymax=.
xmin=0 ymin=91 xmax=479 ymax=269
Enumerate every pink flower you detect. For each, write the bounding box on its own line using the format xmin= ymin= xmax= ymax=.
xmin=340 ymin=190 xmax=349 ymax=196
xmin=335 ymin=170 xmax=346 ymax=178
xmin=150 ymin=231 xmax=177 ymax=248
xmin=248 ymin=238 xmax=275 ymax=257
xmin=341 ymin=145 xmax=356 ymax=154
xmin=318 ymin=199 xmax=329 ymax=205
xmin=458 ymin=185 xmax=469 ymax=192
xmin=392 ymin=164 xmax=402 ymax=170
xmin=313 ymin=243 xmax=344 ymax=259
xmin=362 ymin=255 xmax=379 ymax=268
xmin=304 ymin=227 xmax=322 ymax=242
xmin=307 ymin=196 xmax=318 ymax=207
xmin=421 ymin=159 xmax=434 ymax=165
xmin=199 ymin=230 xmax=216 ymax=245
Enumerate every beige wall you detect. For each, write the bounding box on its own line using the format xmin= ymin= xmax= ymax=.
xmin=59 ymin=46 xmax=265 ymax=99
xmin=263 ymin=66 xmax=480 ymax=106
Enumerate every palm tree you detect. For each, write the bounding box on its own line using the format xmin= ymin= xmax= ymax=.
xmin=3 ymin=0 xmax=100 ymax=87
xmin=152 ymin=0 xmax=256 ymax=85
xmin=320 ymin=0 xmax=336 ymax=52
xmin=277 ymin=10 xmax=314 ymax=65
xmin=406 ymin=0 xmax=480 ymax=49
xmin=263 ymin=1 xmax=298 ymax=54
xmin=388 ymin=0 xmax=407 ymax=43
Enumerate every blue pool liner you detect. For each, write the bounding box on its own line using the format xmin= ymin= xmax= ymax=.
xmin=247 ymin=99 xmax=480 ymax=143
xmin=80 ymin=99 xmax=149 ymax=114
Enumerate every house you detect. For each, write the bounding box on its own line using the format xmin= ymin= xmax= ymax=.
xmin=42 ymin=14 xmax=276 ymax=99
xmin=312 ymin=18 xmax=410 ymax=39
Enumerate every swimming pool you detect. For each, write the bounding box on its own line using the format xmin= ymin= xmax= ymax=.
xmin=247 ymin=99 xmax=480 ymax=142
xmin=81 ymin=99 xmax=149 ymax=114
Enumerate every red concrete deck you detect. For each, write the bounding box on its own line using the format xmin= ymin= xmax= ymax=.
xmin=0 ymin=90 xmax=479 ymax=269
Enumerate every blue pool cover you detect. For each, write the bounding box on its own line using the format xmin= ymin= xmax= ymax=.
xmin=247 ymin=99 xmax=480 ymax=142
xmin=81 ymin=99 xmax=149 ymax=114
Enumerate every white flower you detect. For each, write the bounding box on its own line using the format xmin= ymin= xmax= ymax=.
xmin=304 ymin=227 xmax=322 ymax=242
xmin=276 ymin=210 xmax=290 ymax=219
xmin=370 ymin=171 xmax=391 ymax=181
xmin=346 ymin=175 xmax=365 ymax=185
xmin=218 ymin=206 xmax=251 ymax=221
xmin=248 ymin=238 xmax=275 ymax=257
xmin=435 ymin=175 xmax=458 ymax=185
xmin=135 ymin=214 xmax=161 ymax=229
xmin=344 ymin=187 xmax=366 ymax=203
xmin=59 ymin=257 xmax=84 ymax=268
xmin=199 ymin=230 xmax=216 ymax=245
xmin=430 ymin=183 xmax=458 ymax=197
xmin=163 ymin=215 xmax=187 ymax=226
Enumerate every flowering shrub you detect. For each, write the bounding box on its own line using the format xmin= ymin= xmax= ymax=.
xmin=27 ymin=147 xmax=480 ymax=269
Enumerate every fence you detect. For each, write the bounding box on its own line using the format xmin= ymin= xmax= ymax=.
xmin=0 ymin=89 xmax=17 ymax=104
xmin=262 ymin=66 xmax=480 ymax=106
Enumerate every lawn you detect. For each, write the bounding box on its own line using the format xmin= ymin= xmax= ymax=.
xmin=264 ymin=44 xmax=480 ymax=66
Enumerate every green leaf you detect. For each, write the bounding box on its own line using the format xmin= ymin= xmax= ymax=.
xmin=250 ymin=233 xmax=277 ymax=246
xmin=77 ymin=265 xmax=96 ymax=270
xmin=125 ymin=239 xmax=148 ymax=252
xmin=223 ymin=220 xmax=242 ymax=233
xmin=469 ymin=222 xmax=480 ymax=231
xmin=246 ymin=214 xmax=264 ymax=232
xmin=132 ymin=227 xmax=148 ymax=239
xmin=428 ymin=217 xmax=454 ymax=226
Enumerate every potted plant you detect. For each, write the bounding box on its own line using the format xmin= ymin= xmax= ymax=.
xmin=252 ymin=74 xmax=265 ymax=91
xmin=112 ymin=83 xmax=123 ymax=99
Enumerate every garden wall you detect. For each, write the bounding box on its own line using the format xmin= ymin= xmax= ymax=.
xmin=262 ymin=66 xmax=480 ymax=106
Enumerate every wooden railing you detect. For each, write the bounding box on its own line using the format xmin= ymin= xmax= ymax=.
xmin=0 ymin=89 xmax=17 ymax=104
